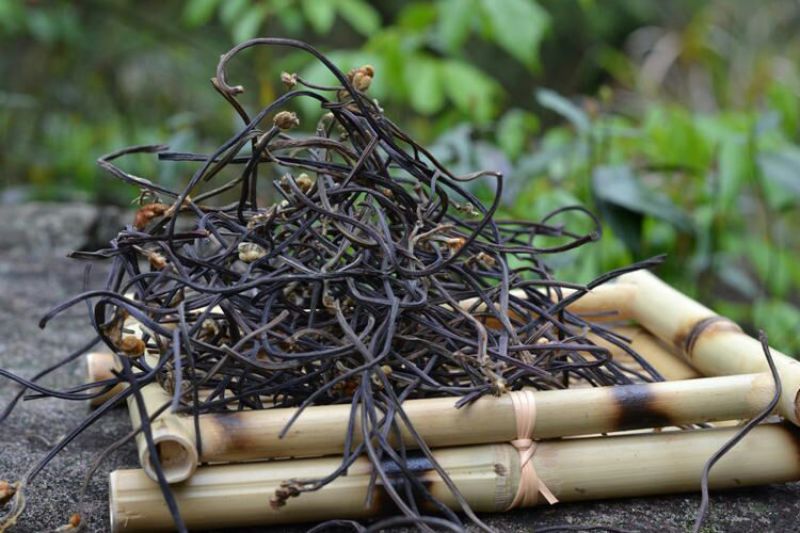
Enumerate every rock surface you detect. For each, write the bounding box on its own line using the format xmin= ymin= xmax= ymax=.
xmin=0 ymin=204 xmax=798 ymax=533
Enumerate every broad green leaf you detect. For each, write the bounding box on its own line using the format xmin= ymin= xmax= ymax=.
xmin=336 ymin=0 xmax=380 ymax=36
xmin=277 ymin=7 xmax=304 ymax=34
xmin=442 ymin=60 xmax=499 ymax=123
xmin=744 ymin=237 xmax=793 ymax=298
xmin=436 ymin=0 xmax=475 ymax=52
xmin=767 ymin=83 xmax=800 ymax=139
xmin=479 ymin=0 xmax=549 ymax=69
xmin=536 ymin=89 xmax=590 ymax=133
xmin=397 ymin=3 xmax=438 ymax=30
xmin=716 ymin=261 xmax=760 ymax=299
xmin=182 ymin=0 xmax=220 ymax=27
xmin=497 ymin=109 xmax=539 ymax=159
xmin=301 ymin=0 xmax=335 ymax=34
xmin=642 ymin=106 xmax=712 ymax=171
xmin=758 ymin=149 xmax=800 ymax=204
xmin=597 ymin=200 xmax=644 ymax=257
xmin=404 ymin=56 xmax=444 ymax=115
xmin=220 ymin=0 xmax=249 ymax=26
xmin=232 ymin=5 xmax=267 ymax=43
xmin=26 ymin=10 xmax=59 ymax=44
xmin=717 ymin=137 xmax=749 ymax=211
xmin=593 ymin=165 xmax=693 ymax=232
xmin=753 ymin=300 xmax=800 ymax=354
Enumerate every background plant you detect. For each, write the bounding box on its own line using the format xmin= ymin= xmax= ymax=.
xmin=1 ymin=0 xmax=799 ymax=352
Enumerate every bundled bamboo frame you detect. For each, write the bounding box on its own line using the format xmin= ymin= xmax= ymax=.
xmin=119 ymin=369 xmax=774 ymax=483
xmin=92 ymin=275 xmax=793 ymax=484
xmin=95 ymin=272 xmax=799 ymax=531
xmin=109 ymin=423 xmax=800 ymax=531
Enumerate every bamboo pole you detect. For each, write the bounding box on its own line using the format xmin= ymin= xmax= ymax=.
xmin=588 ymin=326 xmax=700 ymax=381
xmin=109 ymin=423 xmax=800 ymax=531
xmin=459 ymin=283 xmax=638 ymax=323
xmin=619 ymin=270 xmax=800 ymax=425
xmin=86 ymin=352 xmax=126 ymax=408
xmin=122 ymin=370 xmax=774 ymax=483
xmin=126 ymin=381 xmax=198 ymax=484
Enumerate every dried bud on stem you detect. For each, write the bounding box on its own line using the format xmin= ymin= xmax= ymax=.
xmin=475 ymin=252 xmax=496 ymax=268
xmin=348 ymin=65 xmax=375 ymax=92
xmin=273 ymin=111 xmax=300 ymax=130
xmin=0 ymin=480 xmax=15 ymax=506
xmin=280 ymin=71 xmax=297 ymax=89
xmin=133 ymin=203 xmax=169 ymax=230
xmin=445 ymin=237 xmax=466 ymax=253
xmin=296 ymin=173 xmax=313 ymax=193
xmin=238 ymin=242 xmax=267 ymax=263
xmin=118 ymin=335 xmax=145 ymax=358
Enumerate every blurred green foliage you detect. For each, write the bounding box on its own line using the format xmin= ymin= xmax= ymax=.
xmin=1 ymin=0 xmax=800 ymax=352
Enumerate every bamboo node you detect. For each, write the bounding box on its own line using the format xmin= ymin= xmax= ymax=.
xmin=682 ymin=316 xmax=742 ymax=357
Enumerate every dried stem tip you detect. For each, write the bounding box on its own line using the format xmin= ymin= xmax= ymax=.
xmin=118 ymin=335 xmax=145 ymax=358
xmin=274 ymin=111 xmax=300 ymax=130
xmin=133 ymin=203 xmax=169 ymax=230
xmin=348 ymin=65 xmax=374 ymax=92
xmin=0 ymin=480 xmax=15 ymax=506
xmin=280 ymin=71 xmax=297 ymax=89
xmin=238 ymin=242 xmax=267 ymax=263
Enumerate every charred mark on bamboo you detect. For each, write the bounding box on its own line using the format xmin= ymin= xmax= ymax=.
xmin=201 ymin=412 xmax=257 ymax=457
xmin=368 ymin=452 xmax=437 ymax=514
xmin=380 ymin=452 xmax=434 ymax=475
xmin=611 ymin=383 xmax=674 ymax=431
xmin=796 ymin=390 xmax=800 ymax=425
xmin=673 ymin=316 xmax=742 ymax=358
xmin=782 ymin=423 xmax=800 ymax=460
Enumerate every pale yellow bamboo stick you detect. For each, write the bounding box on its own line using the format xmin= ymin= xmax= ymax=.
xmin=126 ymin=380 xmax=198 ymax=484
xmin=123 ymin=371 xmax=773 ymax=482
xmin=588 ymin=326 xmax=700 ymax=381
xmin=461 ymin=283 xmax=638 ymax=324
xmin=86 ymin=352 xmax=126 ymax=408
xmin=619 ymin=270 xmax=800 ymax=425
xmin=109 ymin=423 xmax=800 ymax=531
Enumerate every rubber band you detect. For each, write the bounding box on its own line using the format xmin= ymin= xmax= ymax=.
xmin=506 ymin=390 xmax=558 ymax=509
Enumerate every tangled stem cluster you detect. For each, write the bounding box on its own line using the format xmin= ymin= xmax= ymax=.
xmin=1 ymin=38 xmax=665 ymax=532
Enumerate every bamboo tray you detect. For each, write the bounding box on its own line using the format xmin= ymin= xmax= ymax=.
xmin=93 ymin=272 xmax=799 ymax=530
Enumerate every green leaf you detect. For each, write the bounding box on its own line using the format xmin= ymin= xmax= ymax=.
xmin=397 ymin=2 xmax=438 ymax=30
xmin=436 ymin=0 xmax=475 ymax=51
xmin=182 ymin=0 xmax=220 ymax=27
xmin=301 ymin=0 xmax=335 ymax=34
xmin=642 ymin=106 xmax=713 ymax=171
xmin=26 ymin=10 xmax=59 ymax=44
xmin=220 ymin=0 xmax=249 ymax=25
xmin=536 ymin=89 xmax=590 ymax=133
xmin=442 ymin=60 xmax=499 ymax=123
xmin=717 ymin=137 xmax=749 ymax=211
xmin=593 ymin=165 xmax=693 ymax=238
xmin=496 ymin=109 xmax=539 ymax=159
xmin=231 ymin=5 xmax=267 ymax=43
xmin=758 ymin=148 xmax=800 ymax=201
xmin=404 ymin=56 xmax=444 ymax=115
xmin=479 ymin=0 xmax=549 ymax=69
xmin=767 ymin=83 xmax=800 ymax=139
xmin=336 ymin=0 xmax=380 ymax=36
xmin=753 ymin=299 xmax=800 ymax=354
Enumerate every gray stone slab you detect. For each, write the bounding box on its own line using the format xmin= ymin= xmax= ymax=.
xmin=0 ymin=204 xmax=797 ymax=532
